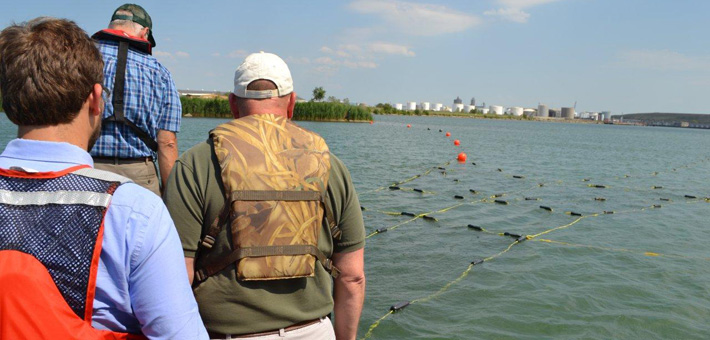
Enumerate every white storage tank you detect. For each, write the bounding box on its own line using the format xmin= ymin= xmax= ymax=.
xmin=395 ymin=103 xmax=403 ymax=110
xmin=602 ymin=111 xmax=612 ymax=121
xmin=523 ymin=108 xmax=535 ymax=116
xmin=510 ymin=107 xmax=524 ymax=116
xmin=420 ymin=102 xmax=430 ymax=111
xmin=464 ymin=104 xmax=476 ymax=113
xmin=453 ymin=103 xmax=464 ymax=112
xmin=481 ymin=108 xmax=490 ymax=114
xmin=407 ymin=102 xmax=417 ymax=111
xmin=490 ymin=105 xmax=504 ymax=115
xmin=433 ymin=103 xmax=443 ymax=111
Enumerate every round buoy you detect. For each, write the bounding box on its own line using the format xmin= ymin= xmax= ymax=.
xmin=369 ymin=121 xmax=373 ymax=124
xmin=445 ymin=132 xmax=451 ymax=137
xmin=407 ymin=124 xmax=411 ymax=128
xmin=454 ymin=140 xmax=460 ymax=146
xmin=457 ymin=152 xmax=467 ymax=162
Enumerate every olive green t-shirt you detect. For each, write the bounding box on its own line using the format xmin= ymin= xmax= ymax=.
xmin=163 ymin=137 xmax=365 ymax=334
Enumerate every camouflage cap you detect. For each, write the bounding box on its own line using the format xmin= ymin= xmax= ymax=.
xmin=111 ymin=3 xmax=156 ymax=47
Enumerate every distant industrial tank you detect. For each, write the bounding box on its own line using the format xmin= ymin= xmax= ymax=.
xmin=421 ymin=102 xmax=430 ymax=111
xmin=480 ymin=108 xmax=490 ymax=114
xmin=602 ymin=111 xmax=612 ymax=121
xmin=433 ymin=103 xmax=443 ymax=111
xmin=561 ymin=107 xmax=575 ymax=119
xmin=407 ymin=102 xmax=416 ymax=111
xmin=464 ymin=104 xmax=476 ymax=113
xmin=537 ymin=104 xmax=549 ymax=117
xmin=470 ymin=97 xmax=476 ymax=106
xmin=454 ymin=96 xmax=463 ymax=104
xmin=395 ymin=103 xmax=403 ymax=110
xmin=490 ymin=105 xmax=504 ymax=115
xmin=523 ymin=108 xmax=535 ymax=116
xmin=510 ymin=107 xmax=524 ymax=116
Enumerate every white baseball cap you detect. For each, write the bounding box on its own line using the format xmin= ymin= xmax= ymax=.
xmin=233 ymin=51 xmax=293 ymax=99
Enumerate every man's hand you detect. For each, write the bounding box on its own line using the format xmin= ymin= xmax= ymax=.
xmin=332 ymin=248 xmax=365 ymax=340
xmin=157 ymin=129 xmax=178 ymax=191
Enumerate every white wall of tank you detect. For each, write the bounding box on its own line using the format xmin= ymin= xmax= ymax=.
xmin=490 ymin=105 xmax=503 ymax=115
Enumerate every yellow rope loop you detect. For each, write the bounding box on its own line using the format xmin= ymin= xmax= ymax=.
xmin=361 ymin=311 xmax=394 ymax=340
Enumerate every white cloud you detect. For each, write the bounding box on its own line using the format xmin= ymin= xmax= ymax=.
xmin=344 ymin=60 xmax=378 ymax=69
xmin=153 ymin=51 xmax=174 ymax=61
xmin=228 ymin=50 xmax=248 ymax=59
xmin=485 ymin=0 xmax=564 ymax=23
xmin=484 ymin=8 xmax=529 ymax=23
xmin=176 ymin=51 xmax=190 ymax=58
xmin=349 ymin=0 xmax=480 ymax=36
xmin=497 ymin=0 xmax=562 ymax=8
xmin=617 ymin=49 xmax=710 ymax=72
xmin=368 ymin=42 xmax=415 ymax=57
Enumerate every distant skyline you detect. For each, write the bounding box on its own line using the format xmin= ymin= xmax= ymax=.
xmin=2 ymin=0 xmax=709 ymax=114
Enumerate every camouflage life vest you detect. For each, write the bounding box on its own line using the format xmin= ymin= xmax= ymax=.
xmin=195 ymin=114 xmax=341 ymax=282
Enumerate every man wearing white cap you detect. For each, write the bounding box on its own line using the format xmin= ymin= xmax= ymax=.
xmin=163 ymin=52 xmax=366 ymax=339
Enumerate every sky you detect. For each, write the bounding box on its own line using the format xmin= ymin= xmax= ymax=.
xmin=2 ymin=0 xmax=710 ymax=114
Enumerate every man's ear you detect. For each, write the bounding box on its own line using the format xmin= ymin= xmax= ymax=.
xmin=89 ymin=84 xmax=103 ymax=116
xmin=287 ymin=92 xmax=296 ymax=119
xmin=229 ymin=93 xmax=240 ymax=119
xmin=140 ymin=27 xmax=150 ymax=40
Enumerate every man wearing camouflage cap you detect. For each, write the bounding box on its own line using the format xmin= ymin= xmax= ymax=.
xmin=91 ymin=4 xmax=181 ymax=196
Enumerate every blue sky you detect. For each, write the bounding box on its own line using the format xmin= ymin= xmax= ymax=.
xmin=2 ymin=0 xmax=709 ymax=114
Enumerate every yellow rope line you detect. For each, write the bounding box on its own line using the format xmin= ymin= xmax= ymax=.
xmin=361 ymin=311 xmax=394 ymax=340
xmin=532 ymin=238 xmax=710 ymax=260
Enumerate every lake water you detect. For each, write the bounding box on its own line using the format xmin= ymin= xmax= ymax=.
xmin=2 ymin=113 xmax=710 ymax=339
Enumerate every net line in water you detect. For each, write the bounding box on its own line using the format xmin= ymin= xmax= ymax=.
xmin=357 ymin=127 xmax=710 ymax=339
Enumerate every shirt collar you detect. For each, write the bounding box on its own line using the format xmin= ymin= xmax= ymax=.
xmin=1 ymin=139 xmax=94 ymax=167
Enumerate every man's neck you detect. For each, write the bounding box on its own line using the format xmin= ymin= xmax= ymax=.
xmin=18 ymin=124 xmax=89 ymax=151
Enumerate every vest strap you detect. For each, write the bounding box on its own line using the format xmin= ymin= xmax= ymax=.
xmin=104 ymin=41 xmax=159 ymax=152
xmin=195 ymin=245 xmax=339 ymax=283
xmin=231 ymin=190 xmax=322 ymax=201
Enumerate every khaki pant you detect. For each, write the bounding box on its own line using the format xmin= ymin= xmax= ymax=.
xmin=210 ymin=317 xmax=335 ymax=340
xmin=93 ymin=158 xmax=160 ymax=196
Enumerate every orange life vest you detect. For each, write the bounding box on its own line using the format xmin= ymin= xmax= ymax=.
xmin=0 ymin=165 xmax=145 ymax=339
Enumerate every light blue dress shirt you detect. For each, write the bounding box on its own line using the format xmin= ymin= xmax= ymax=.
xmin=0 ymin=139 xmax=207 ymax=340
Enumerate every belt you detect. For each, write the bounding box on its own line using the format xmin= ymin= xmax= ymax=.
xmin=207 ymin=318 xmax=323 ymax=339
xmin=93 ymin=156 xmax=153 ymax=165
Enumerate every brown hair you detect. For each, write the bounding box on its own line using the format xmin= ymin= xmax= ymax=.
xmin=0 ymin=17 xmax=103 ymax=125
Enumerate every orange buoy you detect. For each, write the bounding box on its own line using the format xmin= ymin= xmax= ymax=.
xmin=457 ymin=152 xmax=467 ymax=162
xmin=407 ymin=124 xmax=411 ymax=128
xmin=369 ymin=121 xmax=374 ymax=124
xmin=454 ymin=140 xmax=460 ymax=146
xmin=445 ymin=132 xmax=451 ymax=137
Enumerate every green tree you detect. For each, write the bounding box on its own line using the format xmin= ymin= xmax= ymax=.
xmin=312 ymin=87 xmax=326 ymax=102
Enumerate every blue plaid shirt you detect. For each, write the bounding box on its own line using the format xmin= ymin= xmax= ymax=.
xmin=91 ymin=39 xmax=181 ymax=158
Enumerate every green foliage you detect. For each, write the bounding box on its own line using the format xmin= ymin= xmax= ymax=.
xmin=293 ymin=101 xmax=372 ymax=121
xmin=179 ymin=96 xmax=372 ymax=122
xmin=179 ymin=96 xmax=232 ymax=118
xmin=312 ymin=87 xmax=326 ymax=102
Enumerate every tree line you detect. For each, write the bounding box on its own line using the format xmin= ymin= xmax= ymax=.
xmin=179 ymin=96 xmax=372 ymax=122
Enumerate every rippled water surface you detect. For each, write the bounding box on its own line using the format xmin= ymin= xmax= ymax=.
xmin=2 ymin=113 xmax=709 ymax=339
